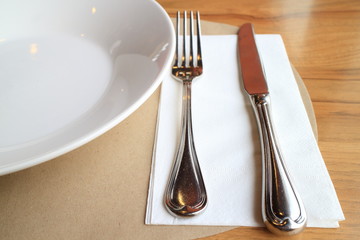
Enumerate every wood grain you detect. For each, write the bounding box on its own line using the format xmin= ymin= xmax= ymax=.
xmin=156 ymin=0 xmax=360 ymax=239
xmin=0 ymin=1 xmax=358 ymax=240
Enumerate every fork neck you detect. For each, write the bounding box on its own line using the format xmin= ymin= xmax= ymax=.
xmin=182 ymin=80 xmax=192 ymax=100
xmin=183 ymin=75 xmax=193 ymax=83
xmin=182 ymin=81 xmax=193 ymax=125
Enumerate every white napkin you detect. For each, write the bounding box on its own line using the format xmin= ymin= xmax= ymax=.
xmin=146 ymin=35 xmax=344 ymax=227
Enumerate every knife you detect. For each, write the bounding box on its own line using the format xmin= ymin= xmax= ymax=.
xmin=238 ymin=23 xmax=307 ymax=235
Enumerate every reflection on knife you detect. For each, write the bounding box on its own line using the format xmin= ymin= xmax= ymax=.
xmin=238 ymin=23 xmax=307 ymax=235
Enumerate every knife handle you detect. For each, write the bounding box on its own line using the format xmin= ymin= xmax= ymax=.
xmin=250 ymin=94 xmax=307 ymax=235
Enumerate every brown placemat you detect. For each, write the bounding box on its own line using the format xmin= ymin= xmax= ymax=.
xmin=0 ymin=20 xmax=317 ymax=240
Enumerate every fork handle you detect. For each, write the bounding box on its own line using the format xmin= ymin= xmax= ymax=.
xmin=250 ymin=94 xmax=307 ymax=235
xmin=164 ymin=81 xmax=207 ymax=217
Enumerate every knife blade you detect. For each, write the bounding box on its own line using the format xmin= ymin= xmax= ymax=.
xmin=238 ymin=23 xmax=307 ymax=235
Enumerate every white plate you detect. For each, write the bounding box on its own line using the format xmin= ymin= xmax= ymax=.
xmin=0 ymin=0 xmax=175 ymax=175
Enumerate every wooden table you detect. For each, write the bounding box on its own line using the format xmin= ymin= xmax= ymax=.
xmin=0 ymin=1 xmax=358 ymax=239
xmin=155 ymin=0 xmax=360 ymax=239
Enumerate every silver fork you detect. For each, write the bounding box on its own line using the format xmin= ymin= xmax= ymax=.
xmin=164 ymin=11 xmax=207 ymax=217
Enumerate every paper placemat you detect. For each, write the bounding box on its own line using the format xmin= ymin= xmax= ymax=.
xmin=0 ymin=20 xmax=317 ymax=240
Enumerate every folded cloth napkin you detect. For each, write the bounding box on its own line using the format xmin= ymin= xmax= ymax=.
xmin=146 ymin=35 xmax=344 ymax=227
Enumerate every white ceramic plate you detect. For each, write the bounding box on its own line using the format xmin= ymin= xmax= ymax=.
xmin=0 ymin=0 xmax=175 ymax=175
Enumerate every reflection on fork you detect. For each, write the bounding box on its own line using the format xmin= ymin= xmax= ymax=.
xmin=164 ymin=11 xmax=207 ymax=217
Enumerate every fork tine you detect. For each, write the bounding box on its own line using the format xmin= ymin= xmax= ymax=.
xmin=182 ymin=11 xmax=187 ymax=67
xmin=174 ymin=11 xmax=180 ymax=67
xmin=196 ymin=11 xmax=202 ymax=67
xmin=189 ymin=11 xmax=194 ymax=67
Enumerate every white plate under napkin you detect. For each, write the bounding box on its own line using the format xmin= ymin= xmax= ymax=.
xmin=0 ymin=0 xmax=174 ymax=175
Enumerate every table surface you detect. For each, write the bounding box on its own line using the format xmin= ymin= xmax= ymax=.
xmin=155 ymin=0 xmax=360 ymax=239
xmin=0 ymin=1 xmax=359 ymax=240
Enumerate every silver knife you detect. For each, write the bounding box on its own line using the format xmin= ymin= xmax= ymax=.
xmin=238 ymin=23 xmax=307 ymax=235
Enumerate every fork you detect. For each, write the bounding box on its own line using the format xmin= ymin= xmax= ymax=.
xmin=164 ymin=11 xmax=207 ymax=217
